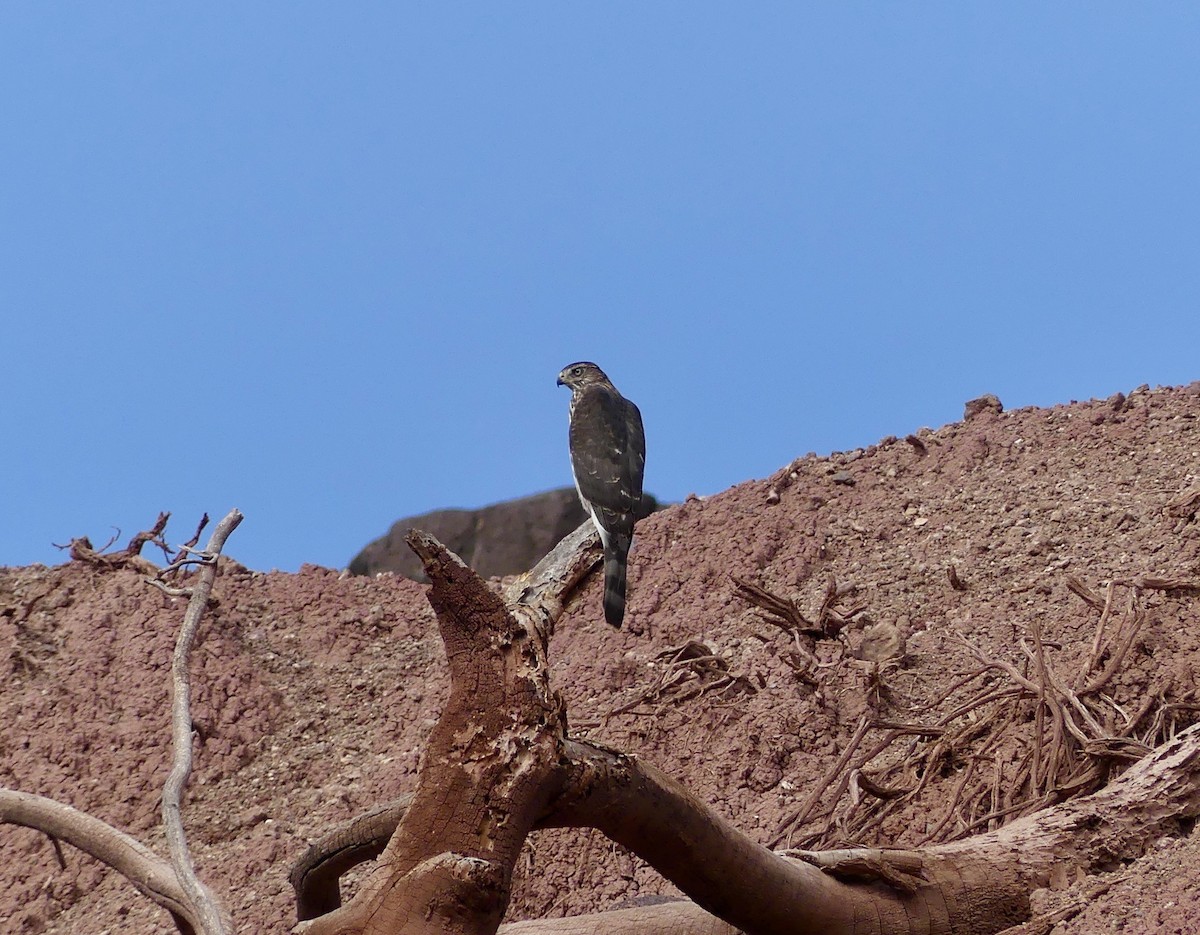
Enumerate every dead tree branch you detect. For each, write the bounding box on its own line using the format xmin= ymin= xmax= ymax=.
xmin=543 ymin=722 xmax=1200 ymax=935
xmin=63 ymin=511 xmax=174 ymax=574
xmin=160 ymin=509 xmax=243 ymax=935
xmin=298 ymin=522 xmax=601 ymax=935
xmin=18 ymin=514 xmax=1200 ymax=935
xmin=292 ymin=797 xmax=416 ymax=920
xmin=1 ymin=510 xmax=241 ymax=935
xmin=732 ymin=574 xmax=865 ymax=640
xmin=0 ymin=789 xmax=202 ymax=935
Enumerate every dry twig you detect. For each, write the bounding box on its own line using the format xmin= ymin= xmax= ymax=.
xmin=607 ymin=640 xmax=756 ymax=717
xmin=732 ymin=574 xmax=865 ymax=641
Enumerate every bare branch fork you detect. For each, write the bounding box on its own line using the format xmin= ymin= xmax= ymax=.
xmin=295 ymin=526 xmax=1200 ymax=935
xmin=0 ymin=509 xmax=242 ymax=935
xmin=0 ymin=788 xmax=205 ymax=934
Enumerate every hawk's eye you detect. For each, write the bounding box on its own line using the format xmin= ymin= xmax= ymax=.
xmin=572 ymin=367 xmax=583 ymax=376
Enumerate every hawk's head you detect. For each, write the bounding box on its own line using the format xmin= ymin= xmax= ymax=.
xmin=556 ymin=361 xmax=612 ymax=391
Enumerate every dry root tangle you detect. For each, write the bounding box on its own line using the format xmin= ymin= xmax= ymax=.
xmin=770 ymin=574 xmax=1200 ymax=851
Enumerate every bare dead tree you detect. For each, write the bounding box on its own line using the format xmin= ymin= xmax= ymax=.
xmin=292 ymin=524 xmax=1200 ymax=935
xmin=1 ymin=509 xmax=242 ymax=935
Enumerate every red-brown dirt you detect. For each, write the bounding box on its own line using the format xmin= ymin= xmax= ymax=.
xmin=4 ymin=381 xmax=1200 ymax=934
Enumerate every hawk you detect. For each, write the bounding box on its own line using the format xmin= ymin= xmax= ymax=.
xmin=557 ymin=361 xmax=646 ymax=627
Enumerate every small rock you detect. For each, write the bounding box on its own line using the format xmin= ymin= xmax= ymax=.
xmin=239 ymin=809 xmax=269 ymax=829
xmin=831 ymin=471 xmax=856 ymax=486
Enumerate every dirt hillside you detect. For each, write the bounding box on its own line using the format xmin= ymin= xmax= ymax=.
xmin=3 ymin=381 xmax=1200 ymax=933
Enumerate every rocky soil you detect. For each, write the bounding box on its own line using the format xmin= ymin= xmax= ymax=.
xmin=4 ymin=381 xmax=1200 ymax=933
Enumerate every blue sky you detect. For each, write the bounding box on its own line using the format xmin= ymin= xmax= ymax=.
xmin=4 ymin=5 xmax=1199 ymax=572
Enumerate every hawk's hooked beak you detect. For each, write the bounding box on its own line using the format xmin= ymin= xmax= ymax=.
xmin=556 ymin=375 xmax=566 ymax=387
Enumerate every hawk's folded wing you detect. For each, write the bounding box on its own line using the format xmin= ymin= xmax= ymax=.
xmin=568 ymin=384 xmax=645 ymax=536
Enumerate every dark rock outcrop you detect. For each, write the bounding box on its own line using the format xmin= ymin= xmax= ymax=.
xmin=349 ymin=488 xmax=660 ymax=581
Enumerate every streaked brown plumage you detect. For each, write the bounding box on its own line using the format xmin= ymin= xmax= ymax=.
xmin=556 ymin=362 xmax=646 ymax=627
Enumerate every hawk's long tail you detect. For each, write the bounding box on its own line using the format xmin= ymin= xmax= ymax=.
xmin=602 ymin=535 xmax=632 ymax=628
